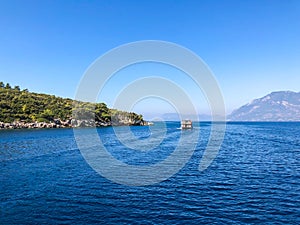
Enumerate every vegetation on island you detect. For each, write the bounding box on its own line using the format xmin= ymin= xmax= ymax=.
xmin=0 ymin=81 xmax=144 ymax=126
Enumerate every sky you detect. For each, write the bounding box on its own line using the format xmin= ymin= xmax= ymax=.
xmin=1 ymin=0 xmax=300 ymax=118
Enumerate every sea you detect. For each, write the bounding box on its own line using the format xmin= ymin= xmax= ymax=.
xmin=0 ymin=122 xmax=299 ymax=224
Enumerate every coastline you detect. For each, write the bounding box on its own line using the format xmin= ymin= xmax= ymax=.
xmin=0 ymin=119 xmax=148 ymax=130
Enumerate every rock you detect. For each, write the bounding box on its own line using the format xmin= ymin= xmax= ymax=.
xmin=0 ymin=116 xmax=146 ymax=129
xmin=54 ymin=119 xmax=61 ymax=125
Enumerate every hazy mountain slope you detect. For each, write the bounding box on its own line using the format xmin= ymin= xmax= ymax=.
xmin=228 ymin=91 xmax=300 ymax=121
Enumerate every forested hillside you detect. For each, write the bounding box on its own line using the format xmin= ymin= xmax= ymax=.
xmin=0 ymin=82 xmax=144 ymax=127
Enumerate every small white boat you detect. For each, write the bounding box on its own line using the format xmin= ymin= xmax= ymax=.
xmin=181 ymin=120 xmax=192 ymax=129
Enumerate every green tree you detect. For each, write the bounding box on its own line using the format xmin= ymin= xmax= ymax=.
xmin=14 ymin=86 xmax=20 ymax=91
xmin=5 ymin=83 xmax=11 ymax=89
xmin=38 ymin=109 xmax=55 ymax=122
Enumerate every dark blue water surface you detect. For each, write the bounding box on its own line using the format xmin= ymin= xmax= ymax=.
xmin=1 ymin=122 xmax=299 ymax=224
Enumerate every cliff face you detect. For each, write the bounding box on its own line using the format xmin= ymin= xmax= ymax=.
xmin=228 ymin=91 xmax=300 ymax=121
xmin=0 ymin=82 xmax=145 ymax=129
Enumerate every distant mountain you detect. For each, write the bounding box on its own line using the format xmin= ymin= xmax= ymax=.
xmin=161 ymin=113 xmax=224 ymax=121
xmin=228 ymin=91 xmax=300 ymax=121
xmin=162 ymin=113 xmax=208 ymax=121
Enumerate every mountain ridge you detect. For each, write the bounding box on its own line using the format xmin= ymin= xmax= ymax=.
xmin=228 ymin=91 xmax=300 ymax=121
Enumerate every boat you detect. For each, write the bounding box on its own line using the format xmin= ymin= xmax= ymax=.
xmin=181 ymin=120 xmax=192 ymax=129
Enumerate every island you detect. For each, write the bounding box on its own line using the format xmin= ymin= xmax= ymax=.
xmin=0 ymin=82 xmax=147 ymax=129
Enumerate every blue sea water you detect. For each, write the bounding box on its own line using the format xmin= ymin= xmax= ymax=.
xmin=0 ymin=122 xmax=299 ymax=224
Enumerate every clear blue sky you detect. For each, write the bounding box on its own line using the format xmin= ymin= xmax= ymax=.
xmin=1 ymin=0 xmax=300 ymax=116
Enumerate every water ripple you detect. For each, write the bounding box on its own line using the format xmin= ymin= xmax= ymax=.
xmin=1 ymin=122 xmax=300 ymax=224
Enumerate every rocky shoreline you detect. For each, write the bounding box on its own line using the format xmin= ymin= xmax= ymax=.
xmin=0 ymin=118 xmax=148 ymax=129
